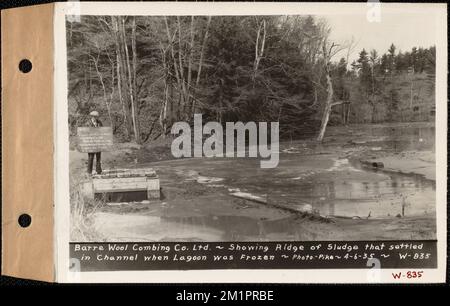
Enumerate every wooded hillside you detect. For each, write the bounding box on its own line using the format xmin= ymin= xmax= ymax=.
xmin=66 ymin=15 xmax=436 ymax=143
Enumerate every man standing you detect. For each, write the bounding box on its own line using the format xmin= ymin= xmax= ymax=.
xmin=86 ymin=111 xmax=103 ymax=175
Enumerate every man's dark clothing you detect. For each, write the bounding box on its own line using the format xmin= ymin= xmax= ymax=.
xmin=88 ymin=152 xmax=102 ymax=175
xmin=86 ymin=117 xmax=103 ymax=174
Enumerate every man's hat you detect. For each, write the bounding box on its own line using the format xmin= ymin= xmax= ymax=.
xmin=89 ymin=111 xmax=99 ymax=117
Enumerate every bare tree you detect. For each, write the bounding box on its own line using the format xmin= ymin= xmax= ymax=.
xmin=192 ymin=16 xmax=212 ymax=115
xmin=121 ymin=17 xmax=140 ymax=143
xmin=158 ymin=41 xmax=170 ymax=137
xmin=89 ymin=52 xmax=113 ymax=126
xmin=317 ymin=39 xmax=347 ymax=142
xmin=253 ymin=18 xmax=266 ymax=84
xmin=163 ymin=16 xmax=213 ymax=121
xmin=163 ymin=17 xmax=183 ymax=120
xmin=111 ymin=16 xmax=132 ymax=139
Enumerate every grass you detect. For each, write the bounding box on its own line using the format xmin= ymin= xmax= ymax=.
xmin=70 ymin=175 xmax=105 ymax=241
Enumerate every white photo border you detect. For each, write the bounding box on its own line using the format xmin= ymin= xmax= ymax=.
xmin=54 ymin=1 xmax=447 ymax=283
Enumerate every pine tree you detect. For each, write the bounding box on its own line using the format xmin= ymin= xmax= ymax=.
xmin=387 ymin=43 xmax=396 ymax=74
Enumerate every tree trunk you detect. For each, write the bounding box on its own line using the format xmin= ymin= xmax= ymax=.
xmin=218 ymin=87 xmax=223 ymax=123
xmin=108 ymin=56 xmax=116 ymax=131
xmin=131 ymin=17 xmax=141 ymax=143
xmin=186 ymin=16 xmax=195 ymax=116
xmin=253 ymin=19 xmax=266 ymax=85
xmin=317 ymin=73 xmax=333 ymax=142
xmin=313 ymin=87 xmax=318 ymax=106
xmin=121 ymin=17 xmax=140 ymax=143
xmin=160 ymin=82 xmax=168 ymax=137
xmin=112 ymin=17 xmax=130 ymax=139
xmin=371 ymin=102 xmax=377 ymax=123
xmin=346 ymin=103 xmax=351 ymax=125
xmin=192 ymin=16 xmax=211 ymax=115
xmin=164 ymin=17 xmax=183 ymax=122
xmin=91 ymin=54 xmax=113 ymax=127
xmin=176 ymin=16 xmax=189 ymax=119
xmin=159 ymin=43 xmax=169 ymax=138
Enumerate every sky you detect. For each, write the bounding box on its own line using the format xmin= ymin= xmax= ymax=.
xmin=324 ymin=12 xmax=438 ymax=63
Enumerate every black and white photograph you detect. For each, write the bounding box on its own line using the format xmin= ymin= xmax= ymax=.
xmin=57 ymin=2 xmax=446 ymax=280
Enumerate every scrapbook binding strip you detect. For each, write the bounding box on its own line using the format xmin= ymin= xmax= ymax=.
xmin=1 ymin=3 xmax=55 ymax=282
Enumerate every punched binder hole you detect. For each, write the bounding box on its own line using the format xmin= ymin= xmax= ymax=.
xmin=18 ymin=59 xmax=32 ymax=73
xmin=18 ymin=214 xmax=32 ymax=228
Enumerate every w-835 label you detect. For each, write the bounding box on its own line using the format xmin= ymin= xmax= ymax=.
xmin=391 ymin=271 xmax=424 ymax=280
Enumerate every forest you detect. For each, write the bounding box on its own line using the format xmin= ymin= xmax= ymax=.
xmin=66 ymin=15 xmax=436 ymax=144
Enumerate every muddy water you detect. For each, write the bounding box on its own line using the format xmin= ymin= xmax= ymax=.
xmin=363 ymin=124 xmax=435 ymax=152
xmin=93 ymin=124 xmax=435 ymax=241
xmin=279 ymin=159 xmax=435 ymax=218
xmin=329 ymin=123 xmax=435 ymax=152
xmin=93 ymin=212 xmax=316 ymax=241
xmin=151 ymin=154 xmax=435 ymax=219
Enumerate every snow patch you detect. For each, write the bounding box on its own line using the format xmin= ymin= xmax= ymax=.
xmin=327 ymin=158 xmax=362 ymax=172
xmin=230 ymin=191 xmax=267 ymax=203
xmin=197 ymin=176 xmax=224 ymax=184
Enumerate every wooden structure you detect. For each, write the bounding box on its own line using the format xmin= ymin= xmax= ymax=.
xmin=83 ymin=168 xmax=160 ymax=201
